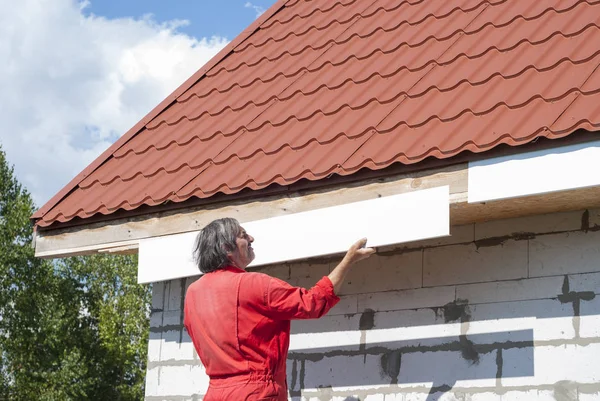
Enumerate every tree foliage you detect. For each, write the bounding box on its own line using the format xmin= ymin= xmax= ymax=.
xmin=0 ymin=146 xmax=151 ymax=400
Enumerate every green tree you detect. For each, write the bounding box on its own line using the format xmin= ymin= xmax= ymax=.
xmin=0 ymin=145 xmax=151 ymax=400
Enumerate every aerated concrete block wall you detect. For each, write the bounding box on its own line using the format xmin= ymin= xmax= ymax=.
xmin=144 ymin=208 xmax=600 ymax=401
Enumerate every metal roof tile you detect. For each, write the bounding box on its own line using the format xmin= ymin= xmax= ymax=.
xmin=34 ymin=0 xmax=600 ymax=227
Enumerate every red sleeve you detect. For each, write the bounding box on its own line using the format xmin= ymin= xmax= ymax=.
xmin=241 ymin=273 xmax=340 ymax=320
xmin=265 ymin=275 xmax=340 ymax=320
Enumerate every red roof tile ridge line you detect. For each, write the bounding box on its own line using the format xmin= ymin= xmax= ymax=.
xmin=31 ymin=0 xmax=292 ymax=222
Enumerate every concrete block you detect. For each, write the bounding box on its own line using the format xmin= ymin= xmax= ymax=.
xmin=372 ymin=308 xmax=446 ymax=331
xmin=166 ymin=279 xmax=183 ymax=311
xmin=463 ymin=320 xmax=535 ymax=344
xmin=150 ymin=311 xmax=163 ymax=328
xmin=580 ymin=391 xmax=600 ymax=401
xmin=254 ymin=263 xmax=290 ymax=282
xmin=330 ymin=294 xmax=358 ymax=315
xmin=364 ymin=312 xmax=461 ymax=349
xmin=384 ymin=394 xmax=404 ymax=401
xmin=456 ymin=276 xmax=564 ymax=305
xmin=580 ymin=297 xmax=600 ymax=338
xmin=147 ymin=331 xmax=162 ymax=362
xmin=144 ymin=367 xmax=159 ymax=396
xmin=151 ymin=282 xmax=165 ymax=310
xmin=185 ymin=275 xmax=199 ymax=291
xmin=156 ymin=364 xmax=208 ymax=396
xmin=588 ymin=207 xmax=600 ymax=229
xmin=366 ymin=324 xmax=463 ymax=351
xmin=290 ymin=314 xmax=363 ymax=352
xmin=288 ymin=261 xmax=331 ymax=290
xmin=339 ymin=250 xmax=422 ymax=295
xmin=464 ymin=393 xmax=501 ymax=401
xmin=568 ymin=271 xmax=600 ymax=294
xmin=358 ymin=285 xmax=456 ymax=312
xmin=291 ymin=319 xmax=368 ymax=355
xmin=404 ymin=393 xmax=464 ymax=401
xmin=401 ymin=223 xmax=475 ymax=249
xmin=470 ymin=299 xmax=575 ymax=341
xmin=400 ymin=350 xmax=498 ymax=389
xmin=160 ymin=330 xmax=195 ymax=362
xmin=179 ymin=330 xmax=197 ymax=360
xmin=302 ymin=354 xmax=384 ymax=392
xmin=162 ymin=310 xmax=181 ymax=327
xmin=502 ymin=343 xmax=600 ymax=386
xmin=474 ymin=209 xmax=582 ymax=240
xmin=424 ymin=240 xmax=528 ymax=287
xmin=291 ymin=312 xmax=361 ymax=336
xmin=529 ymin=230 xmax=600 ymax=278
xmin=427 ymin=393 xmax=464 ymax=401
xmin=289 ymin=329 xmax=362 ymax=352
xmin=501 ymin=390 xmax=557 ymax=401
xmin=363 ymin=395 xmax=385 ymax=401
xmin=189 ymin=363 xmax=209 ymax=395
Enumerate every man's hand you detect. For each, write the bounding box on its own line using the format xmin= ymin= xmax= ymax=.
xmin=328 ymin=238 xmax=376 ymax=294
xmin=342 ymin=238 xmax=375 ymax=265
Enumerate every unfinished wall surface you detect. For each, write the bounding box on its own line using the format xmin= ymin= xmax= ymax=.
xmin=144 ymin=208 xmax=600 ymax=401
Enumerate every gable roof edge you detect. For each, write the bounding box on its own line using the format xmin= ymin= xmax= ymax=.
xmin=31 ymin=0 xmax=291 ymax=221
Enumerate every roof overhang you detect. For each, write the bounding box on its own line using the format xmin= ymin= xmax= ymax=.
xmin=33 ymin=139 xmax=600 ymax=283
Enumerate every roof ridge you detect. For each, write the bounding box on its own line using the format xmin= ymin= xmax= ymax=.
xmin=31 ymin=0 xmax=291 ymax=221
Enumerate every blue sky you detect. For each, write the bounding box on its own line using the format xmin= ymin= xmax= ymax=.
xmin=85 ymin=0 xmax=276 ymax=40
xmin=0 ymin=0 xmax=276 ymax=207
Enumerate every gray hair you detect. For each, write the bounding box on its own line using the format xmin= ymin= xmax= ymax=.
xmin=193 ymin=218 xmax=241 ymax=273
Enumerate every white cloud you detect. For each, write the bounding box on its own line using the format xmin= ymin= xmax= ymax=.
xmin=0 ymin=0 xmax=228 ymax=208
xmin=245 ymin=2 xmax=266 ymax=18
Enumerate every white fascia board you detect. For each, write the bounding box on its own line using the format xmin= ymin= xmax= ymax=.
xmin=468 ymin=140 xmax=600 ymax=204
xmin=138 ymin=186 xmax=450 ymax=284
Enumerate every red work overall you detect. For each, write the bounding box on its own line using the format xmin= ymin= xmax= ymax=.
xmin=184 ymin=265 xmax=340 ymax=400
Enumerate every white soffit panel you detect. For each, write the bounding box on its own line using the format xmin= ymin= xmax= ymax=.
xmin=468 ymin=140 xmax=600 ymax=204
xmin=138 ymin=186 xmax=450 ymax=284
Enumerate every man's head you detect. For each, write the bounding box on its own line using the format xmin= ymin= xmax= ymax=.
xmin=193 ymin=218 xmax=255 ymax=273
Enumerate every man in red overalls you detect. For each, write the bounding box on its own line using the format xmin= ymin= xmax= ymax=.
xmin=184 ymin=217 xmax=374 ymax=400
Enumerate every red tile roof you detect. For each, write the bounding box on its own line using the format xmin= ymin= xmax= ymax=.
xmin=33 ymin=0 xmax=600 ymax=227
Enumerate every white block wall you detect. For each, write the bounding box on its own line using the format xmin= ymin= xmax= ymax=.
xmin=145 ymin=208 xmax=600 ymax=401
